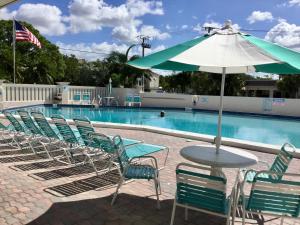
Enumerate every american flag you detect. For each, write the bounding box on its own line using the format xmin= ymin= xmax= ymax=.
xmin=15 ymin=20 xmax=41 ymax=48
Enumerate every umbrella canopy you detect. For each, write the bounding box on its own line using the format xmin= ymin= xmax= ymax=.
xmin=128 ymin=21 xmax=300 ymax=153
xmin=128 ymin=21 xmax=300 ymax=74
xmin=0 ymin=0 xmax=19 ymax=8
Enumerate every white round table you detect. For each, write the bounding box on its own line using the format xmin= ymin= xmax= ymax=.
xmin=180 ymin=145 xmax=258 ymax=176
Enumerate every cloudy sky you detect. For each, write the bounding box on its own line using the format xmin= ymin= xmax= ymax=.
xmin=1 ymin=0 xmax=300 ymax=61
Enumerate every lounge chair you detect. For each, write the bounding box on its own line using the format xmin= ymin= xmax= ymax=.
xmin=82 ymin=91 xmax=91 ymax=105
xmin=0 ymin=121 xmax=15 ymax=146
xmin=3 ymin=111 xmax=38 ymax=153
xmin=111 ymin=135 xmax=161 ymax=209
xmin=239 ymin=170 xmax=300 ymax=225
xmin=73 ymin=117 xmax=143 ymax=148
xmin=242 ymin=143 xmax=295 ymax=182
xmin=73 ymin=91 xmax=81 ymax=104
xmin=124 ymin=95 xmax=133 ymax=106
xmin=170 ymin=163 xmax=238 ymax=225
xmin=133 ymin=95 xmax=142 ymax=107
xmin=51 ymin=115 xmax=85 ymax=164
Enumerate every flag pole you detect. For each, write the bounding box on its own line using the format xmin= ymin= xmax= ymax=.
xmin=12 ymin=18 xmax=16 ymax=84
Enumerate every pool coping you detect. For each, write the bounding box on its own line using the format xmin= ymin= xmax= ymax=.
xmin=1 ymin=113 xmax=299 ymax=158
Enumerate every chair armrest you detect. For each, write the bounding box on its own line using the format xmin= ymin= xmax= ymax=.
xmin=129 ymin=155 xmax=159 ymax=169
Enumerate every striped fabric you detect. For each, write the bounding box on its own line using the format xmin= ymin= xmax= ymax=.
xmin=31 ymin=112 xmax=60 ymax=140
xmin=247 ymin=176 xmax=300 ymax=217
xmin=4 ymin=111 xmax=26 ymax=133
xmin=15 ymin=20 xmax=41 ymax=48
xmin=18 ymin=110 xmax=43 ymax=135
xmin=124 ymin=165 xmax=156 ymax=180
xmin=176 ymin=168 xmax=227 ymax=214
xmin=51 ymin=115 xmax=78 ymax=144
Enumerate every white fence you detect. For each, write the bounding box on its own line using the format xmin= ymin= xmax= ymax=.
xmin=2 ymin=83 xmax=60 ymax=102
xmin=141 ymin=92 xmax=300 ymax=117
xmin=0 ymin=82 xmax=139 ymax=109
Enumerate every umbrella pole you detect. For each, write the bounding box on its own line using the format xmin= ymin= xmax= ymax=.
xmin=216 ymin=67 xmax=226 ymax=153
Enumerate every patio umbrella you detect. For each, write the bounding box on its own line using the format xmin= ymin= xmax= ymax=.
xmin=0 ymin=0 xmax=19 ymax=8
xmin=128 ymin=20 xmax=300 ymax=153
xmin=108 ymin=77 xmax=112 ymax=96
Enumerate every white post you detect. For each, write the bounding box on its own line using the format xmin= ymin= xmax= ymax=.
xmin=13 ymin=18 xmax=16 ymax=84
xmin=216 ymin=67 xmax=226 ymax=153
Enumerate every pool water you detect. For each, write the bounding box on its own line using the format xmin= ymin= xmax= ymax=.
xmin=12 ymin=105 xmax=300 ymax=148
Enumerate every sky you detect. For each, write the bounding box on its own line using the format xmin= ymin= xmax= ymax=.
xmin=0 ymin=0 xmax=300 ymax=62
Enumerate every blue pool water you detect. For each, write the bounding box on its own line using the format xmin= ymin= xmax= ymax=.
xmin=12 ymin=105 xmax=300 ymax=148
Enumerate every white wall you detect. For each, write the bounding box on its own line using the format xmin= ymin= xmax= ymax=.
xmin=141 ymin=92 xmax=300 ymax=117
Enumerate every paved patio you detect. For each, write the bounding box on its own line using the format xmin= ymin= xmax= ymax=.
xmin=0 ymin=126 xmax=299 ymax=225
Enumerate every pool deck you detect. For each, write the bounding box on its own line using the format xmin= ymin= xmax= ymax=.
xmin=0 ymin=126 xmax=299 ymax=225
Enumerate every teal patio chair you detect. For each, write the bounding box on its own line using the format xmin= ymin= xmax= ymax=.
xmin=242 ymin=143 xmax=295 ymax=182
xmin=82 ymin=91 xmax=91 ymax=105
xmin=73 ymin=117 xmax=143 ymax=148
xmin=31 ymin=111 xmax=65 ymax=159
xmin=3 ymin=111 xmax=36 ymax=152
xmin=239 ymin=170 xmax=300 ymax=225
xmin=170 ymin=163 xmax=238 ymax=225
xmin=51 ymin=115 xmax=84 ymax=164
xmin=124 ymin=95 xmax=133 ymax=106
xmin=73 ymin=91 xmax=81 ymax=103
xmin=0 ymin=121 xmax=15 ymax=146
xmin=133 ymin=95 xmax=142 ymax=107
xmin=111 ymin=135 xmax=161 ymax=209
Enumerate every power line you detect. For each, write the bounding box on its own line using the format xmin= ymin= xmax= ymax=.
xmin=58 ymin=47 xmax=111 ymax=55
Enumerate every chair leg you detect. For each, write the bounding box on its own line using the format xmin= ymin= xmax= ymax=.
xmin=280 ymin=217 xmax=284 ymax=225
xmin=154 ymin=177 xmax=160 ymax=209
xmin=170 ymin=199 xmax=177 ymax=225
xmin=184 ymin=207 xmax=188 ymax=221
xmin=111 ymin=176 xmax=124 ymax=206
xmin=242 ymin=198 xmax=246 ymax=225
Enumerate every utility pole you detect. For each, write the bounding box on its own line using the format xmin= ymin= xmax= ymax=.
xmin=138 ymin=35 xmax=151 ymax=92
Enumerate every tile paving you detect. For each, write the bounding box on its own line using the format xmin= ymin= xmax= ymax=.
xmin=0 ymin=125 xmax=299 ymax=225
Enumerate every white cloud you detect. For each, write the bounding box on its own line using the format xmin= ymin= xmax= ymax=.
xmin=192 ymin=16 xmax=198 ymax=20
xmin=247 ymin=11 xmax=273 ymax=24
xmin=193 ymin=23 xmax=202 ymax=33
xmin=0 ymin=4 xmax=67 ymax=36
xmin=265 ymin=21 xmax=300 ymax=51
xmin=68 ymin=0 xmax=165 ymax=38
xmin=0 ymin=8 xmax=16 ymax=19
xmin=288 ymin=0 xmax=300 ymax=6
xmin=57 ymin=41 xmax=165 ymax=61
xmin=140 ymin=25 xmax=170 ymax=40
xmin=181 ymin=25 xmax=188 ymax=30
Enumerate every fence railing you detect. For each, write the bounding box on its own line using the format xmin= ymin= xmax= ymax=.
xmin=68 ymin=86 xmax=108 ymax=102
xmin=2 ymin=83 xmax=60 ymax=102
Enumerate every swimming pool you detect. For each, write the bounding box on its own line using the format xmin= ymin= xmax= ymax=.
xmin=10 ymin=105 xmax=300 ymax=148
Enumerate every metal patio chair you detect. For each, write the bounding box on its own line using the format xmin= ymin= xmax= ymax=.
xmin=170 ymin=163 xmax=238 ymax=225
xmin=242 ymin=143 xmax=296 ymax=182
xmin=111 ymin=135 xmax=161 ymax=209
xmin=239 ymin=170 xmax=300 ymax=225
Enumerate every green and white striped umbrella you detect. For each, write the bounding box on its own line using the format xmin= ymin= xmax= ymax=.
xmin=128 ymin=21 xmax=300 ymax=153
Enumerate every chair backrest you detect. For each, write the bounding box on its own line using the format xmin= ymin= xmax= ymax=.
xmin=4 ymin=111 xmax=26 ymax=133
xmin=31 ymin=111 xmax=60 ymax=140
xmin=113 ymin=136 xmax=129 ymax=172
xmin=73 ymin=92 xmax=81 ymax=101
xmin=51 ymin=115 xmax=78 ymax=144
xmin=270 ymin=143 xmax=294 ymax=179
xmin=89 ymin=132 xmax=117 ymax=154
xmin=82 ymin=92 xmax=91 ymax=101
xmin=0 ymin=121 xmax=8 ymax=130
xmin=73 ymin=117 xmax=95 ymax=147
xmin=248 ymin=171 xmax=300 ymax=217
xmin=125 ymin=95 xmax=133 ymax=102
xmin=17 ymin=110 xmax=43 ymax=135
xmin=133 ymin=95 xmax=141 ymax=103
xmin=175 ymin=163 xmax=227 ymax=214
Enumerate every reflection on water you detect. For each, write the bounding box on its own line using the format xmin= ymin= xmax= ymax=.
xmin=16 ymin=106 xmax=300 ymax=147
